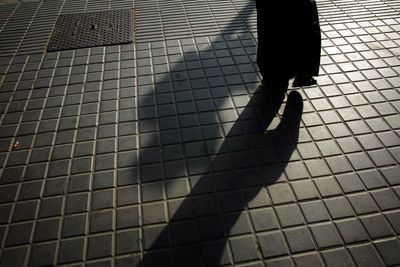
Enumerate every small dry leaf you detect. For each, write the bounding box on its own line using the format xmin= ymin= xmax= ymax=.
xmin=12 ymin=141 xmax=20 ymax=150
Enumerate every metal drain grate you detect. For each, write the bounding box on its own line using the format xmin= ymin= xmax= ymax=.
xmin=47 ymin=9 xmax=134 ymax=51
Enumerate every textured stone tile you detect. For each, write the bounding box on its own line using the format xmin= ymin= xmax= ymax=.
xmin=384 ymin=210 xmax=400 ymax=234
xmin=349 ymin=243 xmax=385 ymax=267
xmin=310 ymin=223 xmax=342 ymax=248
xmin=0 ymin=184 xmax=18 ymax=203
xmin=90 ymin=210 xmax=114 ymax=233
xmin=0 ymin=204 xmax=12 ymax=224
xmin=322 ymin=248 xmax=355 ymax=267
xmin=58 ymin=238 xmax=85 ymax=264
xmin=141 ymin=182 xmax=164 ymax=202
xmin=361 ymin=214 xmax=394 ymax=239
xmin=142 ymin=202 xmax=167 ymax=225
xmin=116 ymin=206 xmax=139 ymax=229
xmin=5 ymin=222 xmax=33 ymax=246
xmin=25 ymin=163 xmax=47 ymax=181
xmin=305 ymin=159 xmax=331 ymax=177
xmin=265 ymin=257 xmax=294 ymax=267
xmin=0 ymin=247 xmax=28 ymax=267
xmin=38 ymin=196 xmax=63 ymax=218
xmin=336 ymin=218 xmax=369 ymax=244
xmin=275 ymin=204 xmax=305 ymax=227
xmin=62 ymin=214 xmax=87 ymax=238
xmin=224 ymin=212 xmax=252 ymax=236
xmin=87 ymin=233 xmax=113 ymax=260
xmin=69 ymin=173 xmax=91 ymax=193
xmin=326 ymin=155 xmax=354 ymax=174
xmin=314 ymin=177 xmax=342 ymax=197
xmin=86 ymin=259 xmax=112 ymax=267
xmin=1 ymin=166 xmax=24 ymax=184
xmin=380 ymin=166 xmax=400 ymax=186
xmin=358 ymin=170 xmax=387 ymax=189
xmin=347 ymin=152 xmax=375 ymax=170
xmin=258 ymin=231 xmax=289 ymax=258
xmin=197 ymin=216 xmax=224 ymax=241
xmin=218 ymin=190 xmax=246 ymax=213
xmin=300 ymin=200 xmax=330 ymax=223
xmin=165 ymin=178 xmax=189 ymax=198
xmin=284 ymin=226 xmax=315 ymax=253
xmin=173 ymin=244 xmax=203 ymax=267
xmin=200 ymin=240 xmax=231 ymax=266
xmin=170 ymin=221 xmax=199 ymax=245
xmin=291 ymin=180 xmax=319 ymax=200
xmin=143 ymin=224 xmax=170 ymax=250
xmin=34 ymin=218 xmax=60 ymax=242
xmin=348 ymin=192 xmax=379 ymax=214
xmin=284 ymin=161 xmax=309 ymax=180
xmin=230 ymin=235 xmax=260 ymax=263
xmin=18 ymin=180 xmax=43 ymax=200
xmin=268 ymin=183 xmax=296 ymax=204
xmin=244 ymin=188 xmax=271 ymax=208
xmin=93 ymin=170 xmax=115 ymax=190
xmin=47 ymin=159 xmax=70 ymax=177
xmin=29 ymin=242 xmax=57 ymax=267
xmin=324 ymin=196 xmax=355 ymax=219
xmin=374 ymin=239 xmax=400 ymax=266
xmin=51 ymin=145 xmax=73 ymax=161
xmin=293 ymin=253 xmax=324 ymax=267
xmin=371 ymin=188 xmax=400 ymax=210
xmin=250 ymin=207 xmax=279 ymax=232
xmin=71 ymin=156 xmax=93 ymax=174
xmin=92 ymin=189 xmax=114 ymax=210
xmin=12 ymin=200 xmax=38 ymax=222
xmin=116 ymin=229 xmax=140 ymax=255
xmin=336 ymin=173 xmax=365 ymax=193
xmin=117 ymin=185 xmax=138 ymax=206
xmin=43 ymin=177 xmax=67 ymax=197
xmin=115 ymin=255 xmax=141 ymax=267
xmin=65 ymin=193 xmax=89 ymax=214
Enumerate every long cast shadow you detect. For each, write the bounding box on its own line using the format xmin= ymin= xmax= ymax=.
xmin=138 ymin=87 xmax=303 ymax=266
xmin=134 ymin=1 xmax=304 ymax=266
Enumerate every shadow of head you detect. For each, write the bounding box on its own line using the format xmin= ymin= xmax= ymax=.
xmin=139 ymin=89 xmax=303 ymax=267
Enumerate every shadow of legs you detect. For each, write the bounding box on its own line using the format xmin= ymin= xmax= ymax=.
xmin=139 ymin=89 xmax=303 ymax=266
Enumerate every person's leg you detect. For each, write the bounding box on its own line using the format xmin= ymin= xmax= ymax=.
xmin=292 ymin=0 xmax=321 ymax=87
xmin=256 ymin=1 xmax=293 ymax=90
xmin=255 ymin=0 xmax=267 ymax=80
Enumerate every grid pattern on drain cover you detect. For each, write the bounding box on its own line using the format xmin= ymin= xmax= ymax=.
xmin=47 ymin=9 xmax=134 ymax=52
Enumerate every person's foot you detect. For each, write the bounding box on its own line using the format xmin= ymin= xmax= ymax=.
xmin=292 ymin=76 xmax=317 ymax=87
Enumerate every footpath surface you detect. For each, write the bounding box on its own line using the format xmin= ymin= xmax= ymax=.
xmin=0 ymin=0 xmax=399 ymax=266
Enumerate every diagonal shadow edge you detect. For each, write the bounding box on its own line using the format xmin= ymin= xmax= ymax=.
xmin=133 ymin=1 xmax=304 ymax=266
xmin=138 ymin=87 xmax=303 ymax=266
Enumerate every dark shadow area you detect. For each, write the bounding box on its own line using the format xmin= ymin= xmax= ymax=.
xmin=138 ymin=87 xmax=303 ymax=266
xmin=132 ymin=1 xmax=304 ymax=266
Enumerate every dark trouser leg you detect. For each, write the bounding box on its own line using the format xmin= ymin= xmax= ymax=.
xmin=294 ymin=0 xmax=321 ymax=77
xmin=291 ymin=0 xmax=321 ymax=87
xmin=256 ymin=1 xmax=291 ymax=90
xmin=255 ymin=0 xmax=267 ymax=80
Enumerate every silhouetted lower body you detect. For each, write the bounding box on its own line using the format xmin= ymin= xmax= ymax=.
xmin=256 ymin=0 xmax=321 ymax=88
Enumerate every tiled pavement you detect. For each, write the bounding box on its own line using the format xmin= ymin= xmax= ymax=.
xmin=0 ymin=0 xmax=400 ymax=266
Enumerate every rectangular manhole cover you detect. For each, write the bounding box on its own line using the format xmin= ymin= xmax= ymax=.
xmin=47 ymin=9 xmax=134 ymax=52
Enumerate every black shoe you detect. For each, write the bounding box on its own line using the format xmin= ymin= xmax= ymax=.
xmin=292 ymin=76 xmax=317 ymax=87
